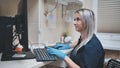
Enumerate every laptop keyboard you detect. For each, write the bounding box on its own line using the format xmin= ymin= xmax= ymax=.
xmin=33 ymin=48 xmax=56 ymax=61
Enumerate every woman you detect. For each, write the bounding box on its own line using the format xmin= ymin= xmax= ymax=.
xmin=47 ymin=8 xmax=105 ymax=68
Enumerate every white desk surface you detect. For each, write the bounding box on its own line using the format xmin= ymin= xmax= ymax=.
xmin=0 ymin=47 xmax=73 ymax=68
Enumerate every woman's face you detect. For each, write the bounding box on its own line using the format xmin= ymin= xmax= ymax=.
xmin=73 ymin=13 xmax=82 ymax=32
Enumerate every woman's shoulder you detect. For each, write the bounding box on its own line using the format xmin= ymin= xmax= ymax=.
xmin=85 ymin=34 xmax=103 ymax=50
xmin=87 ymin=34 xmax=99 ymax=44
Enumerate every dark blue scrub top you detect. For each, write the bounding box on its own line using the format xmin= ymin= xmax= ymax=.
xmin=70 ymin=34 xmax=105 ymax=68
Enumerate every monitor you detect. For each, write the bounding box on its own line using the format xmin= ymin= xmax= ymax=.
xmin=0 ymin=16 xmax=14 ymax=55
xmin=0 ymin=0 xmax=35 ymax=61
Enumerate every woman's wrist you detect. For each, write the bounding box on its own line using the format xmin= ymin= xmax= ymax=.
xmin=64 ymin=56 xmax=80 ymax=68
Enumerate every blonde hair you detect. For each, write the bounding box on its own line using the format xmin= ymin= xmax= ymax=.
xmin=74 ymin=8 xmax=95 ymax=54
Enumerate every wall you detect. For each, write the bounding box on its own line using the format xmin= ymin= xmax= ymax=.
xmin=28 ymin=0 xmax=66 ymax=44
xmin=105 ymin=50 xmax=120 ymax=59
xmin=0 ymin=5 xmax=1 ymax=15
xmin=0 ymin=0 xmax=19 ymax=16
xmin=38 ymin=0 xmax=66 ymax=43
xmin=83 ymin=0 xmax=93 ymax=9
xmin=27 ymin=0 xmax=39 ymax=43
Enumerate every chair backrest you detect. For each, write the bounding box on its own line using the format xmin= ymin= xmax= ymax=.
xmin=106 ymin=59 xmax=120 ymax=68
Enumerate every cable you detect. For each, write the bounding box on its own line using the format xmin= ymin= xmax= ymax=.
xmin=45 ymin=0 xmax=58 ymax=16
xmin=48 ymin=0 xmax=58 ymax=13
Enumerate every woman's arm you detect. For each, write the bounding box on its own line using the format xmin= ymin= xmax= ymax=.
xmin=64 ymin=56 xmax=80 ymax=68
xmin=70 ymin=40 xmax=78 ymax=48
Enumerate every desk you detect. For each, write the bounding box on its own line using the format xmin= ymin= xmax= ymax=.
xmin=0 ymin=47 xmax=72 ymax=68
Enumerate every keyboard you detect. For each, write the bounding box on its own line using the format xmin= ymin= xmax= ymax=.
xmin=33 ymin=48 xmax=56 ymax=61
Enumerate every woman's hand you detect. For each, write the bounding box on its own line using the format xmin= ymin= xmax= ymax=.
xmin=53 ymin=43 xmax=71 ymax=50
xmin=47 ymin=47 xmax=66 ymax=60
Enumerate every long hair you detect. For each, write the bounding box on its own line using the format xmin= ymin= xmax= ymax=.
xmin=74 ymin=8 xmax=95 ymax=54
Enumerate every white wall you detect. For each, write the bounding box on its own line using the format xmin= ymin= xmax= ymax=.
xmin=27 ymin=0 xmax=39 ymax=43
xmin=38 ymin=0 xmax=66 ymax=43
xmin=29 ymin=0 xmax=67 ymax=44
xmin=83 ymin=0 xmax=93 ymax=9
xmin=0 ymin=0 xmax=19 ymax=16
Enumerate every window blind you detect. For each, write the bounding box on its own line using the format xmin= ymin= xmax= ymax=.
xmin=97 ymin=0 xmax=120 ymax=33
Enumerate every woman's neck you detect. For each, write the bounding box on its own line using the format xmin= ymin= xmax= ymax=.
xmin=80 ymin=31 xmax=87 ymax=41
